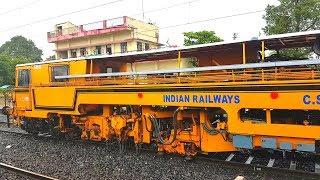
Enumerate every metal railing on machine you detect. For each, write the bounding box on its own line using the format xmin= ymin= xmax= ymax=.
xmin=34 ymin=59 xmax=320 ymax=87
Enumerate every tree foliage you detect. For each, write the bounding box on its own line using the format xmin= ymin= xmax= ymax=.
xmin=0 ymin=54 xmax=12 ymax=86
xmin=183 ymin=30 xmax=223 ymax=46
xmin=263 ymin=0 xmax=320 ymax=58
xmin=183 ymin=30 xmax=223 ymax=67
xmin=0 ymin=36 xmax=41 ymax=86
xmin=0 ymin=54 xmax=32 ymax=86
xmin=0 ymin=36 xmax=43 ymax=62
xmin=264 ymin=0 xmax=320 ymax=34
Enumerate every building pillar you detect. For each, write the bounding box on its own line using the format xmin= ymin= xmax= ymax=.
xmin=76 ymin=49 xmax=81 ymax=58
xmin=87 ymin=38 xmax=92 ymax=55
xmin=67 ymin=50 xmax=72 ymax=58
xmin=55 ymin=52 xmax=60 ymax=59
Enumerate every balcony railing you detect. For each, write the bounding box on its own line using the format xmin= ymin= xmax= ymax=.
xmin=47 ymin=17 xmax=127 ymax=42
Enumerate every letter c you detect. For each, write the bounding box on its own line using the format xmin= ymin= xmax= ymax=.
xmin=303 ymin=95 xmax=311 ymax=105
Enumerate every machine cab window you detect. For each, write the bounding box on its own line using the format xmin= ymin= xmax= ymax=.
xmin=51 ymin=65 xmax=69 ymax=82
xmin=17 ymin=69 xmax=31 ymax=87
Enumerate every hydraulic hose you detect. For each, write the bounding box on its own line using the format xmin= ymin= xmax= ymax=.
xmin=201 ymin=123 xmax=220 ymax=135
xmin=201 ymin=119 xmax=232 ymax=142
xmin=149 ymin=107 xmax=180 ymax=145
xmin=143 ymin=115 xmax=152 ymax=132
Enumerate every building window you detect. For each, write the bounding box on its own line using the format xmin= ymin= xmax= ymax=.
xmin=106 ymin=44 xmax=112 ymax=55
xmin=59 ymin=51 xmax=68 ymax=59
xmin=71 ymin=49 xmax=77 ymax=58
xmin=80 ymin=48 xmax=86 ymax=57
xmin=120 ymin=42 xmax=127 ymax=53
xmin=145 ymin=43 xmax=150 ymax=50
xmin=51 ymin=65 xmax=69 ymax=82
xmin=96 ymin=46 xmax=102 ymax=54
xmin=17 ymin=69 xmax=31 ymax=87
xmin=137 ymin=42 xmax=143 ymax=51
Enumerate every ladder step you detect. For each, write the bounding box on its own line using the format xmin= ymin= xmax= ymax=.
xmin=245 ymin=156 xmax=254 ymax=164
xmin=267 ymin=158 xmax=275 ymax=167
xmin=315 ymin=163 xmax=320 ymax=173
xmin=225 ymin=153 xmax=235 ymax=161
xmin=289 ymin=160 xmax=296 ymax=170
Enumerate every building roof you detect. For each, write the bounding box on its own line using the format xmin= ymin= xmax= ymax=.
xmin=18 ymin=30 xmax=320 ymax=67
xmin=0 ymin=85 xmax=11 ymax=89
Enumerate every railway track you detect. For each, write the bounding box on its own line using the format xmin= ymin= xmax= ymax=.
xmin=197 ymin=154 xmax=320 ymax=179
xmin=1 ymin=127 xmax=320 ymax=179
xmin=0 ymin=162 xmax=58 ymax=180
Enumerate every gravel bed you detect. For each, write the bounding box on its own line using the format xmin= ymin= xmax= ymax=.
xmin=0 ymin=113 xmax=314 ymax=180
xmin=231 ymin=152 xmax=250 ymax=163
xmin=250 ymin=152 xmax=270 ymax=167
xmin=0 ymin=130 xmax=298 ymax=180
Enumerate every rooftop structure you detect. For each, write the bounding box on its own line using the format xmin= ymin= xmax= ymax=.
xmin=47 ymin=16 xmax=161 ymax=59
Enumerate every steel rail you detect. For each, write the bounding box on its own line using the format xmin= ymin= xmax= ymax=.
xmin=0 ymin=162 xmax=59 ymax=180
xmin=55 ymin=59 xmax=320 ymax=79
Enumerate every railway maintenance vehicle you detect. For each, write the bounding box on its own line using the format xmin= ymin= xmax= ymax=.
xmin=2 ymin=30 xmax=320 ymax=170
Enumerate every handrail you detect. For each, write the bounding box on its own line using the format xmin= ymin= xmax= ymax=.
xmin=55 ymin=59 xmax=320 ymax=80
xmin=33 ymin=67 xmax=320 ymax=87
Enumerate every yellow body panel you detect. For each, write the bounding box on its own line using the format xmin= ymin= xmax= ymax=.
xmin=33 ymin=87 xmax=76 ymax=109
xmin=19 ymin=85 xmax=320 ymax=153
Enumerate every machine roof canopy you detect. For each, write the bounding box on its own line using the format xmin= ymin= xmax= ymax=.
xmin=17 ymin=30 xmax=320 ymax=67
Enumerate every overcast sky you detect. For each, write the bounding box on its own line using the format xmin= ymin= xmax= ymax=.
xmin=0 ymin=0 xmax=279 ymax=59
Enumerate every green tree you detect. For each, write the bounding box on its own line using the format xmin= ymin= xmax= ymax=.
xmin=0 ymin=54 xmax=12 ymax=85
xmin=49 ymin=55 xmax=56 ymax=60
xmin=183 ymin=30 xmax=223 ymax=67
xmin=183 ymin=30 xmax=223 ymax=46
xmin=0 ymin=36 xmax=43 ymax=62
xmin=0 ymin=54 xmax=31 ymax=86
xmin=263 ymin=0 xmax=320 ymax=58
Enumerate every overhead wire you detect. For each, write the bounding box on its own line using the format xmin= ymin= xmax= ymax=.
xmin=0 ymin=0 xmax=41 ymax=16
xmin=0 ymin=0 xmax=265 ymax=55
xmin=0 ymin=0 xmax=125 ymax=32
xmin=158 ymin=9 xmax=265 ymax=31
xmin=2 ymin=0 xmax=201 ymax=35
xmin=13 ymin=0 xmax=204 ymax=48
xmin=135 ymin=9 xmax=265 ymax=38
xmin=129 ymin=0 xmax=201 ymax=17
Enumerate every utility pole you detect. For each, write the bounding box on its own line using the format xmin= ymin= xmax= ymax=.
xmin=142 ymin=0 xmax=145 ymax=21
